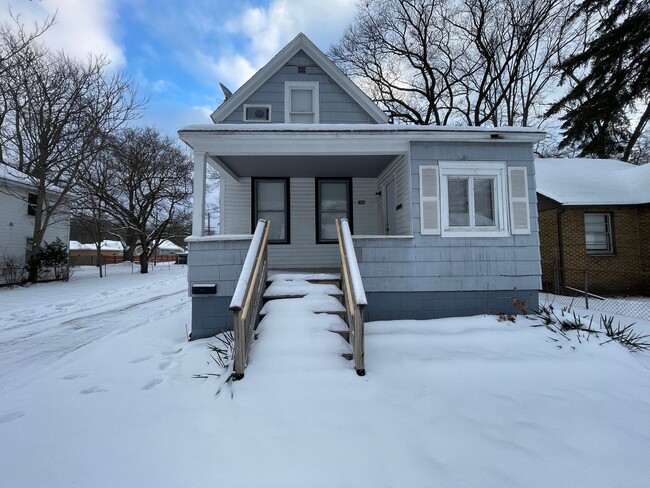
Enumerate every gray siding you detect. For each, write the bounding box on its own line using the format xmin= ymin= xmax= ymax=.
xmin=221 ymin=51 xmax=377 ymax=124
xmin=365 ymin=289 xmax=539 ymax=321
xmin=354 ymin=141 xmax=542 ymax=294
xmin=376 ymin=155 xmax=412 ymax=235
xmin=186 ymin=237 xmax=251 ymax=338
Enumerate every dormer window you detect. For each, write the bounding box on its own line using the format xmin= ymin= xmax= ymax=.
xmin=285 ymin=81 xmax=319 ymax=123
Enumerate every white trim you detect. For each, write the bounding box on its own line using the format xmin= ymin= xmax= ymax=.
xmin=419 ymin=165 xmax=440 ymax=235
xmin=179 ymin=125 xmax=546 ymax=156
xmin=191 ymin=152 xmax=207 ymax=237
xmin=439 ymin=161 xmax=509 ymax=238
xmin=210 ymin=33 xmax=388 ymax=124
xmin=243 ymin=104 xmax=272 ymax=123
xmin=284 ymin=81 xmax=319 ymax=123
xmin=508 ymin=166 xmax=531 ymax=235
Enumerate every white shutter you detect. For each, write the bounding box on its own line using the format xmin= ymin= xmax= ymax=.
xmin=419 ymin=165 xmax=440 ymax=235
xmin=508 ymin=167 xmax=530 ymax=235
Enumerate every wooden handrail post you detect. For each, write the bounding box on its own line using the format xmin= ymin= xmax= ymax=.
xmin=336 ymin=218 xmax=367 ymax=376
xmin=230 ymin=219 xmax=270 ymax=380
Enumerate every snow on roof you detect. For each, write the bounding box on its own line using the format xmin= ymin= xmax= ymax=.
xmin=69 ymin=240 xmax=124 ymax=251
xmin=0 ymin=163 xmax=32 ymax=186
xmin=0 ymin=163 xmax=64 ymax=194
xmin=180 ymin=122 xmax=545 ymax=135
xmin=535 ymin=158 xmax=650 ymax=206
xmin=157 ymin=240 xmax=184 ymax=252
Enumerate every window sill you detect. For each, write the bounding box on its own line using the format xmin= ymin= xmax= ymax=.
xmin=441 ymin=229 xmax=509 ymax=238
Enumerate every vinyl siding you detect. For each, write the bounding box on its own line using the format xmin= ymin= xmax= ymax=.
xmin=376 ymin=155 xmax=412 ymax=235
xmin=354 ymin=141 xmax=541 ymax=293
xmin=0 ymin=184 xmax=70 ymax=282
xmin=221 ymin=50 xmax=377 ymax=125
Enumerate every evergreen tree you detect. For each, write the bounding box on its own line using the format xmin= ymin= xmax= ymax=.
xmin=548 ymin=0 xmax=650 ymax=160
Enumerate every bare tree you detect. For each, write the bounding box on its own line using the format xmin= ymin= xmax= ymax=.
xmin=89 ymin=127 xmax=192 ymax=274
xmin=0 ymin=28 xmax=144 ymax=282
xmin=330 ymin=0 xmax=578 ymax=128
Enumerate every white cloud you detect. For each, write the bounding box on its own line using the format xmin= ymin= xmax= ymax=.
xmin=2 ymin=0 xmax=125 ymax=68
xmin=220 ymin=0 xmax=358 ymax=88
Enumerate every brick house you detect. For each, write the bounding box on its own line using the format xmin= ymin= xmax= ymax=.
xmin=535 ymin=158 xmax=650 ymax=295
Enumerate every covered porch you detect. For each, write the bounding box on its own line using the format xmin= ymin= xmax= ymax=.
xmin=182 ymin=125 xmax=413 ymax=270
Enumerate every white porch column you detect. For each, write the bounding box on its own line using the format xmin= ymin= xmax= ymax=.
xmin=192 ymin=151 xmax=207 ymax=237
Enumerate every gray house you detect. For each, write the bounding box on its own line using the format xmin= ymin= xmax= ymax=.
xmin=179 ymin=33 xmax=544 ymax=339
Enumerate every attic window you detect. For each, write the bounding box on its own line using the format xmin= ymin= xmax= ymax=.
xmin=243 ymin=104 xmax=271 ymax=122
xmin=285 ymin=81 xmax=319 ymax=123
xmin=297 ymin=66 xmax=306 ymax=73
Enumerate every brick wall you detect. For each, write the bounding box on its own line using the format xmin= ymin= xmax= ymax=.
xmin=538 ymin=204 xmax=646 ymax=294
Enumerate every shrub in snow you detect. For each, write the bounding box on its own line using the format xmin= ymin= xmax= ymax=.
xmin=193 ymin=331 xmax=236 ymax=396
xmin=38 ymin=238 xmax=70 ymax=281
xmin=1 ymin=253 xmax=26 ymax=286
xmin=535 ymin=304 xmax=650 ymax=352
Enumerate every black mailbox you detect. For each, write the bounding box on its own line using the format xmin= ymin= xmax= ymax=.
xmin=192 ymin=284 xmax=217 ymax=295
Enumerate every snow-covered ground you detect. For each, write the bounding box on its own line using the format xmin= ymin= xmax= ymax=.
xmin=1 ymin=266 xmax=649 ymax=488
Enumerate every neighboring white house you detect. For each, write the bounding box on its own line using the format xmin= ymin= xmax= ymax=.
xmin=0 ymin=163 xmax=70 ymax=283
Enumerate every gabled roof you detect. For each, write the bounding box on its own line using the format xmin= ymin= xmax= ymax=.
xmin=0 ymin=162 xmax=65 ymax=194
xmin=210 ymin=33 xmax=388 ymax=124
xmin=535 ymin=158 xmax=650 ymax=205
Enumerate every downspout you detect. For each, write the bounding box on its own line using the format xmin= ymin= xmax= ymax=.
xmin=556 ymin=205 xmax=566 ymax=291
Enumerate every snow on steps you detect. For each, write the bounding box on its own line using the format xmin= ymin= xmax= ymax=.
xmin=257 ymin=271 xmax=353 ymax=364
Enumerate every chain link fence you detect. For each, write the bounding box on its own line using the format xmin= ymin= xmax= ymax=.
xmin=540 ymin=260 xmax=650 ymax=320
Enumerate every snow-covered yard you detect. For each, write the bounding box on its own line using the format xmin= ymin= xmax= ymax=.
xmin=1 ymin=265 xmax=649 ymax=488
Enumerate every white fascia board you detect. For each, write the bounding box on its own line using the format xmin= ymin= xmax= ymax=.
xmin=210 ymin=33 xmax=388 ymax=124
xmin=178 ymin=126 xmax=545 ymax=156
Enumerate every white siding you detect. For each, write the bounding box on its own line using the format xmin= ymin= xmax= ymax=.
xmin=221 ymin=175 xmax=251 ymax=234
xmin=352 ymin=178 xmax=378 ymax=235
xmin=0 ymin=183 xmax=70 ymax=282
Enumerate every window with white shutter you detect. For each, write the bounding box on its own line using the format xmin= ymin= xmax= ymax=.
xmin=508 ymin=167 xmax=531 ymax=235
xmin=419 ymin=165 xmax=440 ymax=235
xmin=439 ymin=161 xmax=509 ymax=237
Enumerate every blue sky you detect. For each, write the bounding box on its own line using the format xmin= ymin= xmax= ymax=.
xmin=2 ymin=0 xmax=358 ymax=136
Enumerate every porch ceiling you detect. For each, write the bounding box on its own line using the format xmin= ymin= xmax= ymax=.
xmin=214 ymin=154 xmax=399 ymax=178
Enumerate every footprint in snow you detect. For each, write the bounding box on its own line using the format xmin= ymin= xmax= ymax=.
xmin=62 ymin=373 xmax=88 ymax=380
xmin=142 ymin=379 xmax=164 ymax=390
xmin=80 ymin=386 xmax=108 ymax=395
xmin=158 ymin=360 xmax=173 ymax=370
xmin=0 ymin=410 xmax=25 ymax=424
xmin=129 ymin=355 xmax=153 ymax=364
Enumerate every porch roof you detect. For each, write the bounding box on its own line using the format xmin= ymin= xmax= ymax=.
xmin=179 ymin=123 xmax=545 ymax=179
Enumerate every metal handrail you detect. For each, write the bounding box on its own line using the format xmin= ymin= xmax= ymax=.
xmin=336 ymin=218 xmax=366 ymax=376
xmin=230 ymin=219 xmax=270 ymax=380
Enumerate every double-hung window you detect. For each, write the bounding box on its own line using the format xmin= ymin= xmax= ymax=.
xmin=438 ymin=162 xmax=510 ymax=237
xmin=285 ymin=81 xmax=319 ymax=123
xmin=27 ymin=193 xmax=38 ymax=216
xmin=252 ymin=178 xmax=289 ymax=244
xmin=316 ymin=178 xmax=351 ymax=243
xmin=584 ymin=213 xmax=613 ymax=254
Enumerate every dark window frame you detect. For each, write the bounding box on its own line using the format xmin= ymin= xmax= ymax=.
xmin=251 ymin=177 xmax=290 ymax=244
xmin=315 ymin=177 xmax=353 ymax=244
xmin=584 ymin=212 xmax=615 ymax=255
xmin=27 ymin=193 xmax=38 ymax=216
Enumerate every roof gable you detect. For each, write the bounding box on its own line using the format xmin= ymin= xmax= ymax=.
xmin=211 ymin=33 xmax=388 ymax=124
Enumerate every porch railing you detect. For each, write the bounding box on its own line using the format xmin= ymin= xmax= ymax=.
xmin=336 ymin=218 xmax=367 ymax=376
xmin=230 ymin=219 xmax=270 ymax=380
